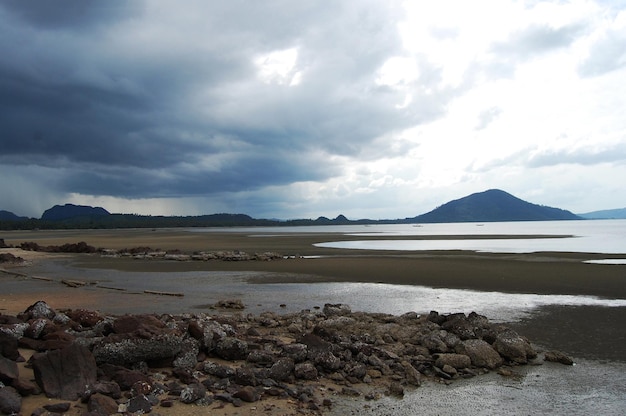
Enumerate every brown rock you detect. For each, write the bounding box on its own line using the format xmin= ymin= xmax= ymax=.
xmin=88 ymin=393 xmax=119 ymax=415
xmin=32 ymin=343 xmax=97 ymax=400
xmin=456 ymin=339 xmax=503 ymax=369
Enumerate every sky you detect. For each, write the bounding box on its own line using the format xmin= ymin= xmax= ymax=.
xmin=1 ymin=0 xmax=626 ymax=220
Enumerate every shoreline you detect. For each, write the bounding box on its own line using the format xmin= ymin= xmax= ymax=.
xmin=2 ymin=227 xmax=626 ymax=414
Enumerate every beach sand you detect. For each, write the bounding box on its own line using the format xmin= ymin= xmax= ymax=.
xmin=1 ymin=228 xmax=626 ymax=414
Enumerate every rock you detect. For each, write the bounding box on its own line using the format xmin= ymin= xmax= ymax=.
xmin=493 ymin=329 xmax=537 ymax=364
xmin=180 ymin=382 xmax=206 ymax=404
xmin=544 ymin=350 xmax=574 ymax=365
xmin=215 ymin=299 xmax=245 ymax=309
xmin=126 ymin=394 xmax=153 ymax=413
xmin=20 ymin=301 xmax=56 ymax=320
xmin=32 ymin=343 xmax=97 ymax=400
xmin=88 ymin=393 xmax=119 ymax=415
xmin=0 ymin=386 xmax=21 ymax=415
xmin=0 ymin=332 xmax=20 ymax=361
xmin=0 ymin=355 xmax=18 ymax=384
xmin=323 ymin=303 xmax=352 ymax=316
xmin=65 ymin=309 xmax=106 ymax=328
xmin=234 ymin=366 xmax=258 ymax=386
xmin=314 ymin=350 xmax=342 ymax=371
xmin=387 ymin=381 xmax=404 ymax=397
xmin=269 ymin=357 xmax=295 ymax=381
xmin=456 ymin=339 xmax=503 ymax=369
xmin=89 ymin=381 xmax=122 ymax=399
xmin=92 ymin=331 xmax=183 ymax=365
xmin=173 ymin=338 xmax=200 ymax=369
xmin=215 ymin=336 xmax=248 ymax=360
xmin=203 ymin=361 xmax=235 ymax=378
xmin=435 ymin=353 xmax=472 ymax=370
xmin=43 ymin=402 xmax=71 ymax=412
xmin=282 ymin=343 xmax=308 ymax=362
xmin=188 ymin=319 xmax=229 ymax=351
xmin=295 ymin=362 xmax=318 ymax=380
xmin=401 ymin=360 xmax=422 ymax=386
xmin=233 ymin=385 xmax=260 ymax=402
xmin=420 ymin=333 xmax=448 ymax=353
xmin=112 ymin=314 xmax=166 ymax=335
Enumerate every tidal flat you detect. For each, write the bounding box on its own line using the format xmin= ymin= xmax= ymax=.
xmin=1 ymin=227 xmax=625 ymax=415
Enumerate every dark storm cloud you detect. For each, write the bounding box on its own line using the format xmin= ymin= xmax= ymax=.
xmin=0 ymin=0 xmax=143 ymax=30
xmin=1 ymin=1 xmax=433 ymax=199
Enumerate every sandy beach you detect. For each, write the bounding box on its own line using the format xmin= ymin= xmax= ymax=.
xmin=1 ymin=228 xmax=626 ymax=414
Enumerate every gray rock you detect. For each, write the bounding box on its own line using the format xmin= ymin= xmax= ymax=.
xmin=215 ymin=337 xmax=248 ymax=360
xmin=126 ymin=394 xmax=152 ymax=413
xmin=314 ymin=350 xmax=342 ymax=371
xmin=323 ymin=304 xmax=352 ymax=316
xmin=295 ymin=362 xmax=318 ymax=380
xmin=493 ymin=329 xmax=537 ymax=364
xmin=544 ymin=350 xmax=574 ymax=365
xmin=269 ymin=357 xmax=295 ymax=381
xmin=92 ymin=332 xmax=184 ymax=365
xmin=456 ymin=339 xmax=503 ymax=369
xmin=435 ymin=353 xmax=472 ymax=369
xmin=180 ymin=382 xmax=206 ymax=404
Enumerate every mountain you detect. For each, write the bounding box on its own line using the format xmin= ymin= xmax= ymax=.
xmin=578 ymin=208 xmax=626 ymax=219
xmin=407 ymin=189 xmax=582 ymax=223
xmin=41 ymin=204 xmax=111 ymax=221
xmin=0 ymin=210 xmax=28 ymax=221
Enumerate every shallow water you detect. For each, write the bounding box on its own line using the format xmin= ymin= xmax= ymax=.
xmin=16 ymin=257 xmax=626 ymax=415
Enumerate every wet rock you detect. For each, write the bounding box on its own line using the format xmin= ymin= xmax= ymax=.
xmin=0 ymin=386 xmax=21 ymax=415
xmin=65 ymin=309 xmax=107 ymax=328
xmin=247 ymin=349 xmax=277 ymax=366
xmin=456 ymin=339 xmax=503 ymax=369
xmin=32 ymin=343 xmax=97 ymax=400
xmin=215 ymin=299 xmax=245 ymax=309
xmin=189 ymin=319 xmax=230 ymax=351
xmin=544 ymin=350 xmax=574 ymax=365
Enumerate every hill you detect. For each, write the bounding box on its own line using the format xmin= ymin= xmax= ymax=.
xmin=41 ymin=204 xmax=111 ymax=221
xmin=406 ymin=189 xmax=581 ymax=223
xmin=578 ymin=208 xmax=626 ymax=219
xmin=0 ymin=210 xmax=28 ymax=221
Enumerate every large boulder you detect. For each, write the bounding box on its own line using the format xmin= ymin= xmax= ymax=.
xmin=455 ymin=339 xmax=503 ymax=369
xmin=493 ymin=329 xmax=537 ymax=364
xmin=0 ymin=355 xmax=18 ymax=384
xmin=31 ymin=343 xmax=97 ymax=400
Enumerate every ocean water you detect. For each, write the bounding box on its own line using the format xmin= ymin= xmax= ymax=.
xmin=310 ymin=219 xmax=626 ymax=256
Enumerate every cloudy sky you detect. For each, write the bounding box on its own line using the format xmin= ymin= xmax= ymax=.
xmin=1 ymin=0 xmax=625 ymax=219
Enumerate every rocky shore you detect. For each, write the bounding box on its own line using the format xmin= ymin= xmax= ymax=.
xmin=0 ymin=300 xmax=573 ymax=415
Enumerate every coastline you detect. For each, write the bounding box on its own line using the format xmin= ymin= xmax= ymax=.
xmin=2 ymin=228 xmax=626 ymax=414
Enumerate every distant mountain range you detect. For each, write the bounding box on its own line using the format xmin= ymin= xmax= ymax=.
xmin=578 ymin=208 xmax=626 ymax=219
xmin=1 ymin=189 xmax=623 ymax=230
